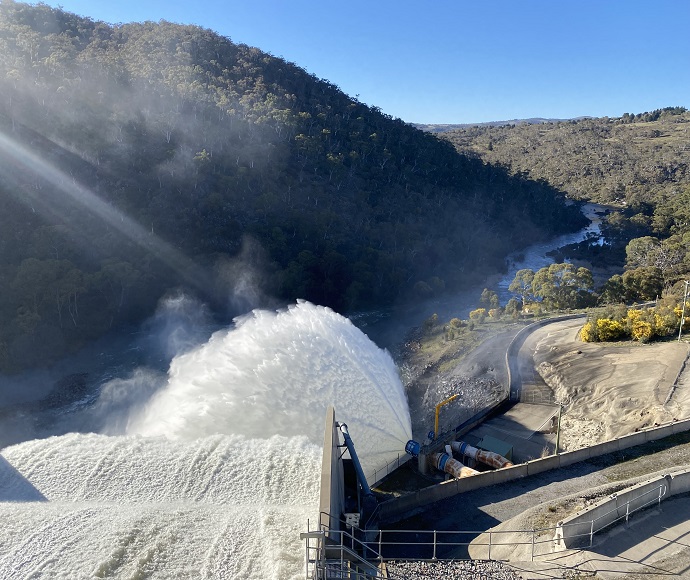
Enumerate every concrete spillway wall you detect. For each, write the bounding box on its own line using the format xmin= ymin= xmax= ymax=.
xmin=379 ymin=417 xmax=690 ymax=525
xmin=319 ymin=406 xmax=345 ymax=536
xmin=506 ymin=313 xmax=585 ymax=398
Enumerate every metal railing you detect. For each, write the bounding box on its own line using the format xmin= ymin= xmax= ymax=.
xmin=303 ymin=483 xmax=668 ymax=578
xmin=367 ymin=453 xmax=411 ymax=486
xmin=513 ymin=388 xmax=558 ymax=405
xmin=555 ymin=483 xmax=667 ymax=550
xmin=301 ymin=521 xmax=388 ymax=580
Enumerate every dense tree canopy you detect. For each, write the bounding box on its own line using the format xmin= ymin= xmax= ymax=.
xmin=508 ymin=264 xmax=595 ymax=311
xmin=0 ymin=2 xmax=586 ymax=371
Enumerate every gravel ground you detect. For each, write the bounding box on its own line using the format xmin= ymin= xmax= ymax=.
xmin=385 ymin=559 xmax=523 ymax=579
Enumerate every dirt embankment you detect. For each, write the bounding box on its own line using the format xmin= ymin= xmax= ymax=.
xmin=532 ymin=321 xmax=690 ymax=452
xmin=399 ymin=322 xmax=525 ymax=439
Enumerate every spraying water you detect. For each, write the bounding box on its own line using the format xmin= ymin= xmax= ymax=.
xmin=0 ymin=301 xmax=412 ymax=579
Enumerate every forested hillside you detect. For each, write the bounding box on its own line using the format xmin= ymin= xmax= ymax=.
xmin=443 ymin=109 xmax=690 ymax=297
xmin=0 ymin=1 xmax=585 ymax=371
xmin=443 ymin=108 xmax=690 ymax=206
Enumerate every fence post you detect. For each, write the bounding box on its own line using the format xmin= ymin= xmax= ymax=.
xmin=378 ymin=530 xmax=383 ymax=562
xmin=626 ymin=501 xmax=630 ymax=524
xmin=432 ymin=530 xmax=437 ymax=560
xmin=590 ymin=520 xmax=594 ymax=547
xmin=531 ymin=529 xmax=535 ymax=562
xmin=488 ymin=531 xmax=492 ymax=561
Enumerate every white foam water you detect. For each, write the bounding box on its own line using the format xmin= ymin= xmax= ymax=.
xmin=0 ymin=301 xmax=412 ymax=579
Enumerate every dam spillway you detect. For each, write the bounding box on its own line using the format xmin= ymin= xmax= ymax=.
xmin=0 ymin=301 xmax=412 ymax=579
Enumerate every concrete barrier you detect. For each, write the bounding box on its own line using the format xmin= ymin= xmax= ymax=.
xmin=492 ymin=463 xmax=529 ymax=484
xmin=526 ymin=455 xmax=559 ymax=476
xmin=673 ymin=419 xmax=690 ymax=434
xmin=621 ymin=431 xmax=648 ymax=448
xmin=379 ymin=417 xmax=690 ymax=526
xmin=668 ymin=468 xmax=690 ymax=495
xmin=597 ymin=439 xmax=621 ymax=455
xmin=554 ymin=466 xmax=690 ymax=551
xmin=646 ymin=424 xmax=675 ymax=441
xmin=554 ymin=475 xmax=674 ymax=550
xmin=559 ymin=446 xmax=591 ymax=467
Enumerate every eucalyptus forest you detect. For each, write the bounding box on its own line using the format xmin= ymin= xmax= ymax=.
xmin=0 ymin=2 xmax=588 ymax=371
xmin=0 ymin=1 xmax=688 ymax=373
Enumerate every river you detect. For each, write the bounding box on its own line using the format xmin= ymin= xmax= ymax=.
xmin=355 ymin=202 xmax=607 ymax=348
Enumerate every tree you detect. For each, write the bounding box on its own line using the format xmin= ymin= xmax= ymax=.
xmin=508 ymin=269 xmax=535 ymax=307
xmin=532 ymin=263 xmax=594 ymax=310
xmin=504 ymin=297 xmax=520 ymax=318
xmin=599 ymin=274 xmax=626 ymax=304
xmin=479 ymin=288 xmax=499 ymax=309
xmin=625 ymin=237 xmax=660 ymax=270
xmin=625 ymin=236 xmax=685 ymax=285
xmin=622 ymin=267 xmax=663 ymax=302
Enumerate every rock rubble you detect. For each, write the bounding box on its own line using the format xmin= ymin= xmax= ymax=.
xmin=385 ymin=559 xmax=523 ymax=579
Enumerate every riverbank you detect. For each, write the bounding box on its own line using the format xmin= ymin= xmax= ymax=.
xmin=399 ymin=317 xmax=527 ymax=439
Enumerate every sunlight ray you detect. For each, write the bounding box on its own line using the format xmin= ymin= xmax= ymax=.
xmin=0 ymin=129 xmax=211 ymax=292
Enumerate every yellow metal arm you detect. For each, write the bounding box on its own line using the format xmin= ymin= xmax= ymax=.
xmin=434 ymin=394 xmax=460 ymax=439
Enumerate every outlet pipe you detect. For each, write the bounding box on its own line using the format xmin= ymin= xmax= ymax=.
xmin=428 ymin=452 xmax=479 ymax=478
xmin=451 ymin=441 xmax=513 ymax=469
xmin=338 ymin=423 xmax=374 ymax=499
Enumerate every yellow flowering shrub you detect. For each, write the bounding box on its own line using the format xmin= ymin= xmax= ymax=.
xmin=580 ymin=322 xmax=595 ymax=342
xmin=596 ymin=318 xmax=625 ymax=341
xmin=631 ymin=320 xmax=653 ymax=342
xmin=469 ymin=308 xmax=487 ymax=321
xmin=626 ymin=309 xmax=643 ymax=322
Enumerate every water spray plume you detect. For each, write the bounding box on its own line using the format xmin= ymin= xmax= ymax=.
xmin=128 ymin=300 xmax=412 ymax=474
xmin=1 ymin=301 xmax=411 ymax=578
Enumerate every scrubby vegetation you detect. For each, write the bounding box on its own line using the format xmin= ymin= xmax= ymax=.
xmin=581 ymin=297 xmax=688 ymax=344
xmin=440 ymin=109 xmax=690 ymax=302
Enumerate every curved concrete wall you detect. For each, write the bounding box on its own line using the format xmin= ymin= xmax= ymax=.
xmin=506 ymin=313 xmax=585 ymax=397
xmin=554 ymin=467 xmax=690 ymax=550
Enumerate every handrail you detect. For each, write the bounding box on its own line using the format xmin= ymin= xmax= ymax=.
xmin=368 ymin=452 xmax=412 ymax=486
xmin=306 ymin=484 xmax=668 ymax=577
xmin=555 ymin=483 xmax=667 ymax=552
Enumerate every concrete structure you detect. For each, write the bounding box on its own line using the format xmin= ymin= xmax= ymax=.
xmin=379 ymin=417 xmax=690 ymax=525
xmin=319 ymin=406 xmax=345 ymax=536
xmin=553 ymin=467 xmax=690 ymax=551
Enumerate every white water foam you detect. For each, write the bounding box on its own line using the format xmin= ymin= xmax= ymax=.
xmin=128 ymin=300 xmax=412 ymax=474
xmin=0 ymin=301 xmax=412 ymax=579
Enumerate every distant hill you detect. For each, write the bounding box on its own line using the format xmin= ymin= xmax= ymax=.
xmin=415 ymin=118 xmax=581 ymax=133
xmin=0 ymin=2 xmax=586 ymax=371
xmin=441 ymin=107 xmax=690 ymax=293
xmin=441 ymin=107 xmax=690 ymax=205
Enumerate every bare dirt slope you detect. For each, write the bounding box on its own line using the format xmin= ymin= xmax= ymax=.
xmin=528 ymin=318 xmax=690 ymax=451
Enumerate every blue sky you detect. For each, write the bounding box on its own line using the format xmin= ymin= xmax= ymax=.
xmin=39 ymin=0 xmax=690 ymax=124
